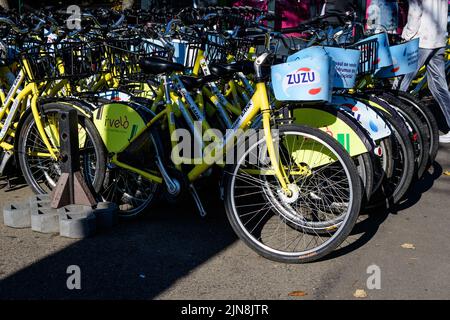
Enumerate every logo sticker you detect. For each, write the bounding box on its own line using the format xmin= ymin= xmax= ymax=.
xmin=283 ymin=67 xmax=320 ymax=94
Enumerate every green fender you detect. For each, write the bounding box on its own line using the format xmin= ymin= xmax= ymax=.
xmin=292 ymin=107 xmax=370 ymax=157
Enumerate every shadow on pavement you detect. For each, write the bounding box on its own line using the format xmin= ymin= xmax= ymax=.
xmin=0 ymin=147 xmax=448 ymax=297
xmin=319 ymin=156 xmax=445 ymax=262
xmin=395 ymin=160 xmax=443 ymax=211
xmin=0 ymin=175 xmax=29 ymax=193
xmin=0 ymin=199 xmax=237 ymax=299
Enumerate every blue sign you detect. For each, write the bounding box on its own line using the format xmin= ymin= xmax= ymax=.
xmin=288 ymin=46 xmax=360 ymax=89
xmin=375 ymin=38 xmax=419 ymax=78
xmin=272 ymin=52 xmax=333 ymax=102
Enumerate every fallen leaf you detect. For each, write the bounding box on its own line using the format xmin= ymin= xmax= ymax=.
xmin=288 ymin=291 xmax=307 ymax=297
xmin=353 ymin=289 xmax=367 ymax=298
xmin=444 ymin=170 xmax=450 ymax=176
xmin=401 ymin=243 xmax=416 ymax=250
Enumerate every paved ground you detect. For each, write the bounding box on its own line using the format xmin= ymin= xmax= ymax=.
xmin=0 ymin=143 xmax=449 ymax=300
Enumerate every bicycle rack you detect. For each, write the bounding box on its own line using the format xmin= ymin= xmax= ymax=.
xmin=2 ymin=109 xmax=118 ymax=238
xmin=50 ymin=110 xmax=97 ymax=209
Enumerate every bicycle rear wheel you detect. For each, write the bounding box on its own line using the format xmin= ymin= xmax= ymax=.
xmin=392 ymin=90 xmax=440 ymax=167
xmin=368 ymin=107 xmax=415 ymax=207
xmin=355 ymin=94 xmax=415 ymax=207
xmin=224 ymin=124 xmax=362 ymax=263
xmin=379 ymin=92 xmax=429 ymax=179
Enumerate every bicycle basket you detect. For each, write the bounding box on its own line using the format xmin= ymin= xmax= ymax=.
xmin=204 ymin=33 xmax=228 ymax=63
xmin=288 ymin=46 xmax=361 ymax=89
xmin=105 ymin=37 xmax=170 ymax=81
xmin=271 ymin=51 xmax=333 ymax=103
xmin=375 ymin=38 xmax=419 ymax=78
xmin=172 ymin=39 xmax=202 ymax=70
xmin=228 ymin=36 xmax=262 ymax=62
xmin=353 ymin=33 xmax=392 ymax=74
xmin=22 ymin=41 xmax=105 ymax=82
xmin=0 ymin=35 xmax=21 ymax=66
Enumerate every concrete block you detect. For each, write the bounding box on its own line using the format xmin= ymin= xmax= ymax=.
xmin=58 ymin=205 xmax=96 ymax=239
xmin=94 ymin=202 xmax=118 ymax=229
xmin=3 ymin=202 xmax=31 ymax=228
xmin=29 ymin=194 xmax=51 ymax=212
xmin=31 ymin=207 xmax=59 ymax=233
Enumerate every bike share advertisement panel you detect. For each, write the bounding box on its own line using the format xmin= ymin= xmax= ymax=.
xmin=375 ymin=38 xmax=420 ymax=78
xmin=283 ymin=132 xmax=339 ymax=169
xmin=331 ymin=95 xmax=392 ymax=142
xmin=287 ymin=46 xmax=361 ymax=89
xmin=292 ymin=107 xmax=369 ymax=157
xmin=271 ymin=49 xmax=333 ymax=102
xmin=93 ymin=103 xmax=149 ymax=153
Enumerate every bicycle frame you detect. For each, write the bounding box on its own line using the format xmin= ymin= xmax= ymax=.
xmin=0 ymin=59 xmax=59 ymax=160
xmin=110 ymin=78 xmax=291 ymax=192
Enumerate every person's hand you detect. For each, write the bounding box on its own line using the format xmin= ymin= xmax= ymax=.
xmin=401 ymin=27 xmax=415 ymax=42
xmin=401 ymin=29 xmax=408 ymax=41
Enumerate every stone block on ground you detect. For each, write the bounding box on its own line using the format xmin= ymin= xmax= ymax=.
xmin=29 ymin=194 xmax=51 ymax=212
xmin=58 ymin=205 xmax=96 ymax=239
xmin=3 ymin=202 xmax=31 ymax=228
xmin=31 ymin=207 xmax=59 ymax=233
xmin=94 ymin=202 xmax=118 ymax=229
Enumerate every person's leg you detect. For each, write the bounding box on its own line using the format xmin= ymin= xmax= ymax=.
xmin=426 ymin=47 xmax=450 ymax=131
xmin=398 ymin=48 xmax=434 ymax=91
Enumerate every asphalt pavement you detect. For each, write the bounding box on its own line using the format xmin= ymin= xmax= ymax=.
xmin=0 ymin=144 xmax=449 ymax=300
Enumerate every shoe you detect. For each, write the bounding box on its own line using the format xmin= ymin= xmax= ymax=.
xmin=439 ymin=132 xmax=450 ymax=143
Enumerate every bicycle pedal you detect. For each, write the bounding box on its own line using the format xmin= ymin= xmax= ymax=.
xmin=189 ymin=184 xmax=207 ymax=218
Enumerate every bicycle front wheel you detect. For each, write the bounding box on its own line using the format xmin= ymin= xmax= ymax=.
xmin=17 ymin=103 xmax=106 ymax=195
xmin=224 ymin=124 xmax=362 ymax=263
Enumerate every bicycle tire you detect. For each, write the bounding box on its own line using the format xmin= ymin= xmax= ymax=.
xmin=17 ymin=103 xmax=106 ymax=195
xmin=368 ymin=107 xmax=415 ymax=207
xmin=224 ymin=124 xmax=362 ymax=263
xmin=393 ymin=90 xmax=440 ymax=166
xmin=379 ymin=91 xmax=430 ymax=180
xmin=355 ymin=94 xmax=415 ymax=207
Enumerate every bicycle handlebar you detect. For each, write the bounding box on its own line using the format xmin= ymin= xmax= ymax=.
xmin=280 ymin=13 xmax=348 ymax=34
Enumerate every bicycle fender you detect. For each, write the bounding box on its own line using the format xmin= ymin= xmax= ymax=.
xmin=92 ymin=101 xmax=155 ymax=154
xmin=332 ymin=95 xmax=392 ymax=142
xmin=290 ymin=105 xmax=371 ymax=157
xmin=38 ymin=97 xmax=98 ymax=117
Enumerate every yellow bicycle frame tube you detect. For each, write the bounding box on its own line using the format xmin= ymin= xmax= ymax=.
xmin=21 ymin=58 xmax=58 ymax=160
xmin=186 ymin=82 xmax=290 ymax=191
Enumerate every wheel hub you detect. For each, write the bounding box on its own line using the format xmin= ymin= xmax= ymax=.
xmin=277 ymin=183 xmax=300 ymax=204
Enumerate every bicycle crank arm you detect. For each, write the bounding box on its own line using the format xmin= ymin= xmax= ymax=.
xmin=155 ymin=157 xmax=181 ymax=196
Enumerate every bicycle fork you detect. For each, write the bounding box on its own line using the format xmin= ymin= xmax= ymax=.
xmin=255 ymin=82 xmax=291 ymax=194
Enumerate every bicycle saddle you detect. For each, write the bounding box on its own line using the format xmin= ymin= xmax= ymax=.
xmin=209 ymin=60 xmax=254 ymax=78
xmin=179 ymin=74 xmax=217 ymax=90
xmin=139 ymin=56 xmax=185 ymax=75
